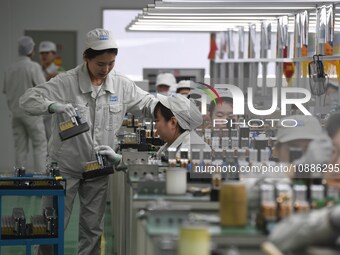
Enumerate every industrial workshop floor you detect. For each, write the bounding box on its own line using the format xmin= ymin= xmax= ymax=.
xmin=1 ymin=195 xmax=113 ymax=255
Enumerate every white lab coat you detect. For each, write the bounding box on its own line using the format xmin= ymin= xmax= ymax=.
xmin=20 ymin=62 xmax=158 ymax=255
xmin=3 ymin=56 xmax=47 ymax=171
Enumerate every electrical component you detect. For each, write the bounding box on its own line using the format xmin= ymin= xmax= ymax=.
xmin=58 ymin=112 xmax=89 ymax=141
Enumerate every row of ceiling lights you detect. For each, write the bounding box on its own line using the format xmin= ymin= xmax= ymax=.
xmin=126 ymin=0 xmax=340 ymax=32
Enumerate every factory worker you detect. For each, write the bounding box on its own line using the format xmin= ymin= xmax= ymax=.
xmin=176 ymin=80 xmax=192 ymax=97
xmin=39 ymin=41 xmax=65 ymax=140
xmin=266 ymin=112 xmax=340 ymax=254
xmin=39 ymin=41 xmax=64 ymax=81
xmin=247 ymin=115 xmax=333 ymax=224
xmin=3 ymin=36 xmax=47 ymax=172
xmin=208 ymin=88 xmax=239 ymax=129
xmin=20 ymin=28 xmax=158 ymax=255
xmin=155 ymin=72 xmax=177 ymax=95
xmin=155 ymin=93 xmax=210 ymax=161
xmin=274 ymin=115 xmax=332 ymax=166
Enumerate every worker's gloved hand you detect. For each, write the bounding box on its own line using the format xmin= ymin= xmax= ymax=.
xmin=95 ymin=145 xmax=122 ymax=165
xmin=294 ymin=133 xmax=333 ymax=165
xmin=49 ymin=103 xmax=77 ymax=118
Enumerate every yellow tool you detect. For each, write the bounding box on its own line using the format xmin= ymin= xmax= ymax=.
xmin=83 ymin=153 xmax=114 ymax=179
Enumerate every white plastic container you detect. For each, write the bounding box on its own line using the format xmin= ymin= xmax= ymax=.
xmin=166 ymin=167 xmax=187 ymax=195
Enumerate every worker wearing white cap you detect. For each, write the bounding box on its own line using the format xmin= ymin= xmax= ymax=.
xmin=3 ymin=36 xmax=47 ymax=172
xmin=20 ymin=28 xmax=158 ymax=255
xmin=208 ymin=88 xmax=239 ymax=128
xmin=39 ymin=41 xmax=65 ymax=140
xmin=275 ymin=115 xmax=332 ymax=165
xmin=176 ymin=80 xmax=192 ymax=97
xmin=267 ymin=113 xmax=340 ymax=254
xmin=154 ymin=93 xmax=211 ymax=160
xmin=39 ymin=41 xmax=64 ymax=81
xmin=155 ymin=72 xmax=177 ymax=95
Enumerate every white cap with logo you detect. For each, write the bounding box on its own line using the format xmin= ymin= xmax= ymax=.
xmin=215 ymin=88 xmax=233 ymax=100
xmin=39 ymin=41 xmax=57 ymax=53
xmin=276 ymin=115 xmax=322 ymax=143
xmin=85 ymin=28 xmax=118 ymax=50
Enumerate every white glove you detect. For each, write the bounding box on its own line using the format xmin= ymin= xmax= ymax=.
xmin=294 ymin=133 xmax=333 ymax=165
xmin=49 ymin=103 xmax=77 ymax=118
xmin=95 ymin=145 xmax=122 ymax=165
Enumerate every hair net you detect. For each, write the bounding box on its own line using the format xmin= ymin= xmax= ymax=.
xmin=157 ymin=93 xmax=203 ymax=130
xmin=18 ymin=36 xmax=35 ymax=56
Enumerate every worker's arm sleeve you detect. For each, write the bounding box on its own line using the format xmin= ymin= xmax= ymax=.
xmin=269 ymin=207 xmax=340 ymax=252
xmin=19 ymin=75 xmax=65 ymax=116
xmin=124 ymin=81 xmax=159 ymax=118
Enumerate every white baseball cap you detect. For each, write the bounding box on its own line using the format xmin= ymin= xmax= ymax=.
xmin=276 ymin=115 xmax=322 ymax=143
xmin=156 ymin=93 xmax=203 ymax=130
xmin=176 ymin=80 xmax=192 ymax=90
xmin=18 ymin=36 xmax=35 ymax=56
xmin=85 ymin=28 xmax=118 ymax=50
xmin=156 ymin=73 xmax=176 ymax=87
xmin=216 ymin=88 xmax=233 ymax=100
xmin=39 ymin=41 xmax=57 ymax=53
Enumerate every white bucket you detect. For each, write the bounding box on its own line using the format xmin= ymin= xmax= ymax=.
xmin=166 ymin=167 xmax=187 ymax=195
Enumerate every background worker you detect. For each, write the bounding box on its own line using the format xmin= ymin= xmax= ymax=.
xmin=3 ymin=36 xmax=47 ymax=172
xmin=274 ymin=115 xmax=332 ymax=166
xmin=266 ymin=112 xmax=340 ymax=254
xmin=176 ymin=80 xmax=192 ymax=97
xmin=20 ymin=28 xmax=158 ymax=255
xmin=39 ymin=41 xmax=64 ymax=81
xmin=39 ymin=40 xmax=65 ymax=140
xmin=155 ymin=72 xmax=177 ymax=95
xmin=208 ymin=88 xmax=239 ymax=129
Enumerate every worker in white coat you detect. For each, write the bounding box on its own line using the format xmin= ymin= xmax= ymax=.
xmin=20 ymin=28 xmax=158 ymax=255
xmin=266 ymin=112 xmax=340 ymax=255
xmin=3 ymin=36 xmax=47 ymax=172
xmin=155 ymin=72 xmax=177 ymax=95
xmin=176 ymin=80 xmax=192 ymax=97
xmin=155 ymin=93 xmax=210 ymax=161
xmin=39 ymin=41 xmax=64 ymax=81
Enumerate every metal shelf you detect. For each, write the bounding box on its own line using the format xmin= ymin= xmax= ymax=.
xmin=0 ymin=186 xmax=65 ymax=255
xmin=215 ymin=55 xmax=340 ymax=63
